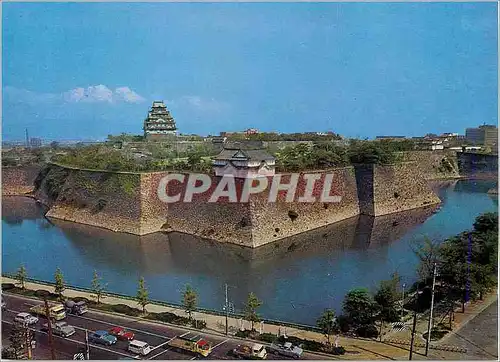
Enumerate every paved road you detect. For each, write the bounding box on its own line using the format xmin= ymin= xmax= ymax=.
xmin=425 ymin=299 xmax=498 ymax=361
xmin=2 ymin=294 xmax=331 ymax=360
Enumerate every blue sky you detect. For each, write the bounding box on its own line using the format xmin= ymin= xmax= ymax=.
xmin=3 ymin=2 xmax=498 ymax=141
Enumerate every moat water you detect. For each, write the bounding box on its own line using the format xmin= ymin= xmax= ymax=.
xmin=2 ymin=179 xmax=498 ymax=325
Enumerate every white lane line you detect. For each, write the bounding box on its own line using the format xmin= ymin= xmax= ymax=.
xmin=148 ymin=347 xmax=172 ymax=360
xmin=148 ymin=332 xmax=193 ymax=360
xmin=190 ymin=356 xmax=197 ymax=360
xmin=2 ymin=319 xmax=138 ymax=359
xmin=212 ymin=339 xmax=229 ymax=350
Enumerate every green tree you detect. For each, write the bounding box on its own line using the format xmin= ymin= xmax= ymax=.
xmin=182 ymin=284 xmax=197 ymax=320
xmin=411 ymin=236 xmax=441 ymax=282
xmin=54 ymin=268 xmax=65 ymax=301
xmin=342 ymin=288 xmax=377 ymax=327
xmin=7 ymin=323 xmax=26 ymax=359
xmin=316 ymin=309 xmax=337 ymax=346
xmin=244 ymin=292 xmax=262 ymax=331
xmin=91 ymin=270 xmax=107 ymax=304
xmin=374 ymin=273 xmax=402 ymax=324
xmin=15 ymin=265 xmax=27 ymax=290
xmin=473 ymin=212 xmax=498 ymax=234
xmin=136 ymin=277 xmax=149 ymax=314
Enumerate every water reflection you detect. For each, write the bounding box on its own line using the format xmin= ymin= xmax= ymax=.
xmin=2 ymin=179 xmax=497 ymax=324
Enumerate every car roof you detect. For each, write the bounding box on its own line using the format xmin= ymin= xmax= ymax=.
xmin=17 ymin=312 xmax=30 ymax=317
xmin=95 ymin=330 xmax=108 ymax=335
xmin=129 ymin=340 xmax=148 ymax=347
xmin=110 ymin=326 xmax=123 ymax=331
xmin=252 ymin=343 xmax=264 ymax=349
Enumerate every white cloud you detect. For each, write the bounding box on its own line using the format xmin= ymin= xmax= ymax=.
xmin=4 ymin=85 xmax=146 ymax=105
xmin=115 ymin=87 xmax=145 ymax=103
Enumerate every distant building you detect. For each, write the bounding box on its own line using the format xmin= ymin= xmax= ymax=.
xmin=29 ymin=138 xmax=42 ymax=148
xmin=143 ymin=101 xmax=177 ymax=140
xmin=466 ymin=125 xmax=498 ymax=147
xmin=212 ymin=142 xmax=275 ymax=179
xmin=245 ymin=128 xmax=259 ymax=135
xmin=375 ymin=136 xmax=406 ymax=140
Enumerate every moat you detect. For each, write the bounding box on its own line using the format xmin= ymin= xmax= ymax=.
xmin=2 ymin=179 xmax=497 ymax=325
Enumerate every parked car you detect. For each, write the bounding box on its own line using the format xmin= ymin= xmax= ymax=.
xmin=65 ymin=300 xmax=88 ymax=315
xmin=88 ymin=330 xmax=117 ymax=346
xmin=14 ymin=312 xmax=38 ymax=325
xmin=268 ymin=342 xmax=303 ymax=359
xmin=41 ymin=321 xmax=76 ymax=338
xmin=128 ymin=340 xmax=151 ymax=356
xmin=108 ymin=326 xmax=135 ymax=341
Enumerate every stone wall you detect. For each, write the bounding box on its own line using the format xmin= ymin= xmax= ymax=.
xmin=2 ymin=166 xmax=42 ymax=195
xmin=457 ymin=152 xmax=498 ymax=178
xmin=249 ymin=167 xmax=360 ymax=247
xmin=354 ymin=162 xmax=441 ymax=216
xmin=26 ymin=161 xmax=441 ymax=248
xmin=401 ymin=151 xmax=460 ymax=180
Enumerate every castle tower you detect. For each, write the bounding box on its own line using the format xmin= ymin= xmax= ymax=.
xmin=143 ymin=101 xmax=177 ymax=140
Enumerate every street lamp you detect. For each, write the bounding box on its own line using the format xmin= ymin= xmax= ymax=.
xmin=409 ymin=287 xmax=424 ymax=361
xmin=401 ymin=283 xmax=406 ymax=320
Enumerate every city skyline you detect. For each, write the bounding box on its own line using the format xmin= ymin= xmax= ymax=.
xmin=3 ymin=2 xmax=498 ymax=141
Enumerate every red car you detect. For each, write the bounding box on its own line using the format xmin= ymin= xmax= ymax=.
xmin=108 ymin=327 xmax=135 ymax=341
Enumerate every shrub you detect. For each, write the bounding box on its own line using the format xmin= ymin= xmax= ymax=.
xmin=190 ymin=319 xmax=207 ymax=330
xmin=235 ymin=330 xmax=251 ymax=338
xmin=146 ymin=312 xmax=190 ymax=326
xmin=1 ymin=283 xmax=16 ymax=291
xmin=332 ymin=346 xmax=346 ymax=355
xmin=356 ymin=324 xmax=379 ymax=338
xmin=99 ymin=304 xmax=141 ymax=317
xmin=258 ymin=333 xmax=277 ymax=343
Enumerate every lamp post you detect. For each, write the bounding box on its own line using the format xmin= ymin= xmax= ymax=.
xmin=425 ymin=263 xmax=438 ymax=356
xmin=409 ymin=287 xmax=423 ymax=361
xmin=401 ymin=283 xmax=406 ymax=320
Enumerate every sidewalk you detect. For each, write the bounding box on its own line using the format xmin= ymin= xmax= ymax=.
xmin=3 ymin=277 xmax=490 ymax=360
xmin=382 ymin=292 xmax=498 ymax=352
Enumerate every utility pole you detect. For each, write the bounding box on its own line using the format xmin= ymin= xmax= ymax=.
xmin=44 ymin=298 xmax=56 ymax=360
xmin=401 ymin=283 xmax=406 ymax=320
xmin=409 ymin=287 xmax=420 ymax=361
xmin=24 ymin=326 xmax=32 ymax=359
xmin=85 ymin=329 xmax=90 ymax=360
xmin=425 ymin=263 xmax=437 ymax=356
xmin=225 ymin=283 xmax=229 ymax=336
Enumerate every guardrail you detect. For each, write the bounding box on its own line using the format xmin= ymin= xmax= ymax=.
xmin=2 ymin=273 xmax=322 ymax=333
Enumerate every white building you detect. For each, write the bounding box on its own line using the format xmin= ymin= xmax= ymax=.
xmin=212 ymin=144 xmax=275 ymax=179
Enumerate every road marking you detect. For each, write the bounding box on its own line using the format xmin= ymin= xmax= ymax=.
xmin=190 ymin=356 xmax=197 ymax=360
xmin=148 ymin=347 xmax=172 ymax=360
xmin=212 ymin=339 xmax=229 ymax=350
xmin=2 ymin=319 xmax=138 ymax=359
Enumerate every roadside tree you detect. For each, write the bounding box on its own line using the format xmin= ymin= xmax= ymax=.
xmin=136 ymin=277 xmax=149 ymax=314
xmin=54 ymin=268 xmax=66 ymax=301
xmin=182 ymin=284 xmax=197 ymax=320
xmin=374 ymin=273 xmax=401 ymax=322
xmin=244 ymin=292 xmax=262 ymax=331
xmin=15 ymin=264 xmax=27 ymax=290
xmin=342 ymin=288 xmax=377 ymax=327
xmin=316 ymin=309 xmax=337 ymax=346
xmin=90 ymin=270 xmax=107 ymax=304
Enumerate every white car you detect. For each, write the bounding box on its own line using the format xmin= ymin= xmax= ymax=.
xmin=14 ymin=312 xmax=39 ymax=325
